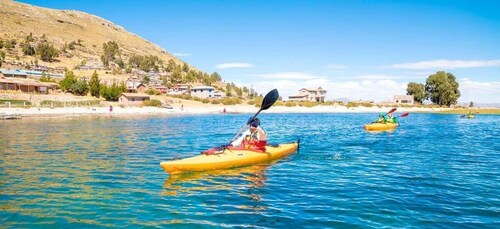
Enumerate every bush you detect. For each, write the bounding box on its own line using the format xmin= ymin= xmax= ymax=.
xmin=232 ymin=98 xmax=242 ymax=104
xmin=143 ymin=99 xmax=162 ymax=107
xmin=285 ymin=101 xmax=297 ymax=107
xmin=211 ymin=99 xmax=220 ymax=104
xmin=36 ymin=42 xmax=59 ymax=62
xmin=202 ymin=98 xmax=210 ymax=103
xmin=346 ymin=102 xmax=360 ymax=108
xmin=247 ymin=100 xmax=255 ymax=105
xmin=221 ymin=98 xmax=235 ymax=105
xmin=145 ymin=88 xmax=161 ymax=95
xmin=303 ymin=101 xmax=317 ymax=107
xmin=359 ymin=102 xmax=373 ymax=107
xmin=273 ymin=101 xmax=284 ymax=106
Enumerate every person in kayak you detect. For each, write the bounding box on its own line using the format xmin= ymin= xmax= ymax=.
xmin=231 ymin=117 xmax=267 ymax=150
xmin=386 ymin=113 xmax=397 ymax=123
xmin=375 ymin=113 xmax=385 ymax=123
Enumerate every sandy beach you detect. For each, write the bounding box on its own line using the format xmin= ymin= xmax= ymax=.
xmin=0 ymin=103 xmax=446 ymax=119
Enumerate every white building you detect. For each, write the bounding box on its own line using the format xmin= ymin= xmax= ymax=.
xmin=393 ymin=95 xmax=414 ymax=104
xmin=191 ymin=86 xmax=215 ymax=99
xmin=288 ymin=87 xmax=327 ymax=102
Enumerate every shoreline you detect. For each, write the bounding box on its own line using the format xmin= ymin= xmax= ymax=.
xmin=0 ymin=105 xmax=453 ymax=119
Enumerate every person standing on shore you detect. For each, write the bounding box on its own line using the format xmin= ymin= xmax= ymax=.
xmin=109 ymin=105 xmax=113 ymax=112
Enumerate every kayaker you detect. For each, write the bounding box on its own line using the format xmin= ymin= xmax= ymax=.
xmin=386 ymin=113 xmax=396 ymax=123
xmin=231 ymin=118 xmax=267 ymax=150
xmin=375 ymin=113 xmax=385 ymax=123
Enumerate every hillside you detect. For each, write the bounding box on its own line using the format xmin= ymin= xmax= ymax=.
xmin=0 ymin=0 xmax=185 ymax=69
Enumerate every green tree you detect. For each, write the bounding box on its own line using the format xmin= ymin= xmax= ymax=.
xmin=170 ymin=69 xmax=183 ymax=84
xmin=210 ymin=72 xmax=222 ymax=82
xmin=128 ymin=54 xmax=144 ymax=68
xmin=100 ymin=54 xmax=109 ymax=67
xmin=425 ymin=71 xmax=461 ymax=107
xmin=115 ymin=58 xmax=125 ymax=68
xmin=22 ymin=43 xmax=36 ymax=56
xmin=236 ymin=87 xmax=243 ymax=97
xmin=89 ymin=70 xmax=101 ymax=98
xmin=226 ymin=83 xmax=232 ymax=97
xmin=166 ymin=59 xmax=176 ymax=72
xmin=70 ymin=78 xmax=89 ymax=96
xmin=59 ymin=71 xmax=77 ymax=92
xmin=406 ymin=82 xmax=426 ymax=103
xmin=36 ymin=42 xmax=59 ymax=62
xmin=0 ymin=51 xmax=5 ymax=67
xmin=0 ymin=39 xmax=4 ymax=49
xmin=40 ymin=73 xmax=55 ymax=83
xmin=142 ymin=75 xmax=150 ymax=84
xmin=99 ymin=80 xmax=125 ymax=101
xmin=101 ymin=41 xmax=120 ymax=67
xmin=185 ymin=70 xmax=196 ymax=83
xmin=182 ymin=63 xmax=189 ymax=72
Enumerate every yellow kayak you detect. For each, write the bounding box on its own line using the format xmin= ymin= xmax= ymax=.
xmin=467 ymin=115 xmax=474 ymax=119
xmin=160 ymin=142 xmax=299 ymax=174
xmin=364 ymin=122 xmax=399 ymax=131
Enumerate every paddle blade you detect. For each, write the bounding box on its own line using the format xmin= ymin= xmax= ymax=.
xmin=400 ymin=112 xmax=410 ymax=117
xmin=260 ymin=89 xmax=280 ymax=110
xmin=387 ymin=108 xmax=397 ymax=114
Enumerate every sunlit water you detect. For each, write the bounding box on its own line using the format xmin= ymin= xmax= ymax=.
xmin=1 ymin=113 xmax=499 ymax=227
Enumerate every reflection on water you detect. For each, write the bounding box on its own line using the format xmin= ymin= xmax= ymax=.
xmin=162 ymin=164 xmax=269 ymax=199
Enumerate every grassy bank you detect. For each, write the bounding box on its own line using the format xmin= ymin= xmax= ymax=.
xmin=436 ymin=108 xmax=500 ymax=115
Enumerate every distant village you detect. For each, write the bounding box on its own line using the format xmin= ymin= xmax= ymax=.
xmin=0 ymin=64 xmax=415 ymax=107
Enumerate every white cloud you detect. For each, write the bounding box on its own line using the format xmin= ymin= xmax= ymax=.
xmin=326 ymin=64 xmax=348 ymax=69
xmin=388 ymin=59 xmax=500 ymax=70
xmin=254 ymin=72 xmax=322 ymax=80
xmin=216 ymin=63 xmax=255 ymax=69
xmin=458 ymin=78 xmax=500 ymax=103
xmin=172 ymin=53 xmax=191 ymax=57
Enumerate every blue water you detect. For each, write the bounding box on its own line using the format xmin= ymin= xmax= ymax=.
xmin=1 ymin=113 xmax=499 ymax=228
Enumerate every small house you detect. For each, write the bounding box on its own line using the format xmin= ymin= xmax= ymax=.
xmin=118 ymin=93 xmax=150 ymax=106
xmin=393 ymin=95 xmax=414 ymax=104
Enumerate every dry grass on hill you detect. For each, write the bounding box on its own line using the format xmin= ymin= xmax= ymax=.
xmin=0 ymin=0 xmax=186 ymax=70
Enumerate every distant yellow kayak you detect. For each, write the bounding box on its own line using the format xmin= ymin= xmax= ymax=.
xmin=467 ymin=115 xmax=474 ymax=119
xmin=364 ymin=122 xmax=399 ymax=131
xmin=160 ymin=142 xmax=299 ymax=174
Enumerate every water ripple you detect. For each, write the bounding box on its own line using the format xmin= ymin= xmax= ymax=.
xmin=1 ymin=113 xmax=499 ymax=227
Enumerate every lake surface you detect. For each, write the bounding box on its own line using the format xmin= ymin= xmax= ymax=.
xmin=1 ymin=113 xmax=499 ymax=228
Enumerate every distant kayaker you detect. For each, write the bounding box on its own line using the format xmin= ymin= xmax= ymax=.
xmin=375 ymin=113 xmax=385 ymax=123
xmin=386 ymin=113 xmax=397 ymax=123
xmin=231 ymin=117 xmax=267 ymax=150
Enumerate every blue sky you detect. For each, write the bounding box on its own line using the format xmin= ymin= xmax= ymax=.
xmin=19 ymin=0 xmax=500 ymax=103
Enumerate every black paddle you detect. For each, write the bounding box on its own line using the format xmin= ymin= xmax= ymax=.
xmin=228 ymin=89 xmax=279 ymax=145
